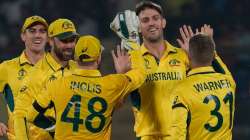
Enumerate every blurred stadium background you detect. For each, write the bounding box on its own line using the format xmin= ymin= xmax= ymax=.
xmin=0 ymin=0 xmax=250 ymax=139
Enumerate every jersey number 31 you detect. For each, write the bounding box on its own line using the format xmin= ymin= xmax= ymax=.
xmin=203 ymin=92 xmax=234 ymax=132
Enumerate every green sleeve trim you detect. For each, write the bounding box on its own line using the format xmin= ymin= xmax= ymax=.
xmin=212 ymin=59 xmax=225 ymax=74
xmin=130 ymin=89 xmax=141 ymax=110
xmin=3 ymin=84 xmax=15 ymax=112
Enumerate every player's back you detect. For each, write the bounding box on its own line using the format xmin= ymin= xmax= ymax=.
xmin=50 ymin=69 xmax=135 ymax=140
xmin=182 ymin=68 xmax=236 ymax=140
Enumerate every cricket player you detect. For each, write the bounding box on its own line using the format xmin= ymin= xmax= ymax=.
xmin=0 ymin=15 xmax=48 ymax=140
xmin=169 ymin=26 xmax=236 ymax=140
xmin=24 ymin=35 xmax=146 ymax=140
xmin=110 ymin=1 xmax=189 ymax=139
xmin=14 ymin=18 xmax=79 ymax=140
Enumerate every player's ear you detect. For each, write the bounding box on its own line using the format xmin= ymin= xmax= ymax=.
xmin=162 ymin=18 xmax=167 ymax=29
xmin=21 ymin=33 xmax=26 ymax=42
xmin=138 ymin=23 xmax=142 ymax=33
xmin=48 ymin=38 xmax=54 ymax=47
xmin=96 ymin=53 xmax=102 ymax=69
xmin=97 ymin=54 xmax=102 ymax=65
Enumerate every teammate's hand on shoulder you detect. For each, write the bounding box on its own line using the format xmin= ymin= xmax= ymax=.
xmin=111 ymin=45 xmax=131 ymax=74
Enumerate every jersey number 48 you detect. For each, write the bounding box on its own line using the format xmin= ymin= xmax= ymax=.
xmin=61 ymin=94 xmax=107 ymax=133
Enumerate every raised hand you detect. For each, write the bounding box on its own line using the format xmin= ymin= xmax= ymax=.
xmin=177 ymin=25 xmax=194 ymax=53
xmin=110 ymin=10 xmax=140 ymax=50
xmin=200 ymin=24 xmax=214 ymax=38
xmin=111 ymin=45 xmax=131 ymax=74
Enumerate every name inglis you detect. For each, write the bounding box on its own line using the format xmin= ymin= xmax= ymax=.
xmin=70 ymin=81 xmax=102 ymax=94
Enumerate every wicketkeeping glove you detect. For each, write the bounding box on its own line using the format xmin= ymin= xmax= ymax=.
xmin=110 ymin=10 xmax=140 ymax=50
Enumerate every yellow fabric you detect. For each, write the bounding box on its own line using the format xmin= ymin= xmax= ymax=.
xmin=127 ymin=41 xmax=140 ymax=50
xmin=74 ymin=35 xmax=102 ymax=62
xmin=130 ymin=41 xmax=189 ymax=137
xmin=0 ymin=52 xmax=38 ymax=140
xmin=139 ymin=135 xmax=169 ymax=140
xmin=169 ymin=65 xmax=236 ymax=140
xmin=48 ymin=18 xmax=78 ymax=38
xmin=26 ymin=61 xmax=145 ymax=140
xmin=14 ymin=53 xmax=76 ymax=140
xmin=22 ymin=15 xmax=48 ymax=32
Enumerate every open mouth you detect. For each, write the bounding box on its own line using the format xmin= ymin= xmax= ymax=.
xmin=33 ymin=40 xmax=43 ymax=45
xmin=148 ymin=27 xmax=158 ymax=33
xmin=64 ymin=50 xmax=73 ymax=55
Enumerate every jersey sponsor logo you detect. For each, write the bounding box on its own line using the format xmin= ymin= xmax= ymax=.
xmin=19 ymin=85 xmax=28 ymax=93
xmin=81 ymin=47 xmax=88 ymax=53
xmin=145 ymin=72 xmax=182 ymax=82
xmin=17 ymin=68 xmax=27 ymax=80
xmin=169 ymin=59 xmax=181 ymax=66
xmin=193 ymin=79 xmax=232 ymax=92
xmin=70 ymin=81 xmax=101 ymax=94
xmin=48 ymin=75 xmax=57 ymax=82
xmin=173 ymin=96 xmax=180 ymax=105
xmin=144 ymin=58 xmax=151 ymax=69
xmin=62 ymin=21 xmax=74 ymax=30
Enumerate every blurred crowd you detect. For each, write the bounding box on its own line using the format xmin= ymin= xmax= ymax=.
xmin=0 ymin=0 xmax=249 ymax=138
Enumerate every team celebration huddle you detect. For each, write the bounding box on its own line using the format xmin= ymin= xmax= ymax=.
xmin=0 ymin=1 xmax=236 ymax=140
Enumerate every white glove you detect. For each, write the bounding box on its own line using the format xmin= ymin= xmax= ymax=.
xmin=110 ymin=10 xmax=140 ymax=50
xmin=121 ymin=39 xmax=140 ymax=50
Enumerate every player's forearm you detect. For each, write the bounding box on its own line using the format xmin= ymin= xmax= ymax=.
xmin=170 ymin=108 xmax=188 ymax=140
xmin=126 ymin=68 xmax=146 ymax=90
xmin=14 ymin=89 xmax=34 ymax=139
xmin=125 ymin=50 xmax=146 ymax=91
xmin=14 ymin=118 xmax=29 ymax=140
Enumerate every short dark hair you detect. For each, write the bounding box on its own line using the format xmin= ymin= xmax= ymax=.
xmin=189 ymin=34 xmax=215 ymax=65
xmin=136 ymin=1 xmax=163 ymax=16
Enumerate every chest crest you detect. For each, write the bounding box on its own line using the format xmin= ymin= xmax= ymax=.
xmin=169 ymin=59 xmax=181 ymax=67
xmin=48 ymin=75 xmax=57 ymax=82
xmin=17 ymin=68 xmax=27 ymax=80
xmin=144 ymin=58 xmax=151 ymax=69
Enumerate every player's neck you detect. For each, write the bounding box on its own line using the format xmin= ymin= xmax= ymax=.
xmin=191 ymin=63 xmax=211 ymax=69
xmin=50 ymin=51 xmax=68 ymax=67
xmin=24 ymin=49 xmax=44 ymax=65
xmin=144 ymin=39 xmax=166 ymax=59
xmin=77 ymin=61 xmax=98 ymax=70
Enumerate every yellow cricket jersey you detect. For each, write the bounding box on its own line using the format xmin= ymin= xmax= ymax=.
xmin=14 ymin=53 xmax=76 ymax=140
xmin=25 ymin=56 xmax=146 ymax=140
xmin=169 ymin=59 xmax=236 ymax=139
xmin=130 ymin=41 xmax=189 ymax=137
xmin=0 ymin=52 xmax=36 ymax=140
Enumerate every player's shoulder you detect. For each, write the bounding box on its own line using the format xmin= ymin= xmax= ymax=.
xmin=215 ymin=72 xmax=236 ymax=89
xmin=103 ymin=73 xmax=127 ymax=81
xmin=68 ymin=60 xmax=77 ymax=69
xmin=172 ymin=77 xmax=194 ymax=97
xmin=0 ymin=56 xmax=20 ymax=66
xmin=168 ymin=43 xmax=187 ymax=56
xmin=175 ymin=79 xmax=190 ymax=90
xmin=102 ymin=74 xmax=129 ymax=87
